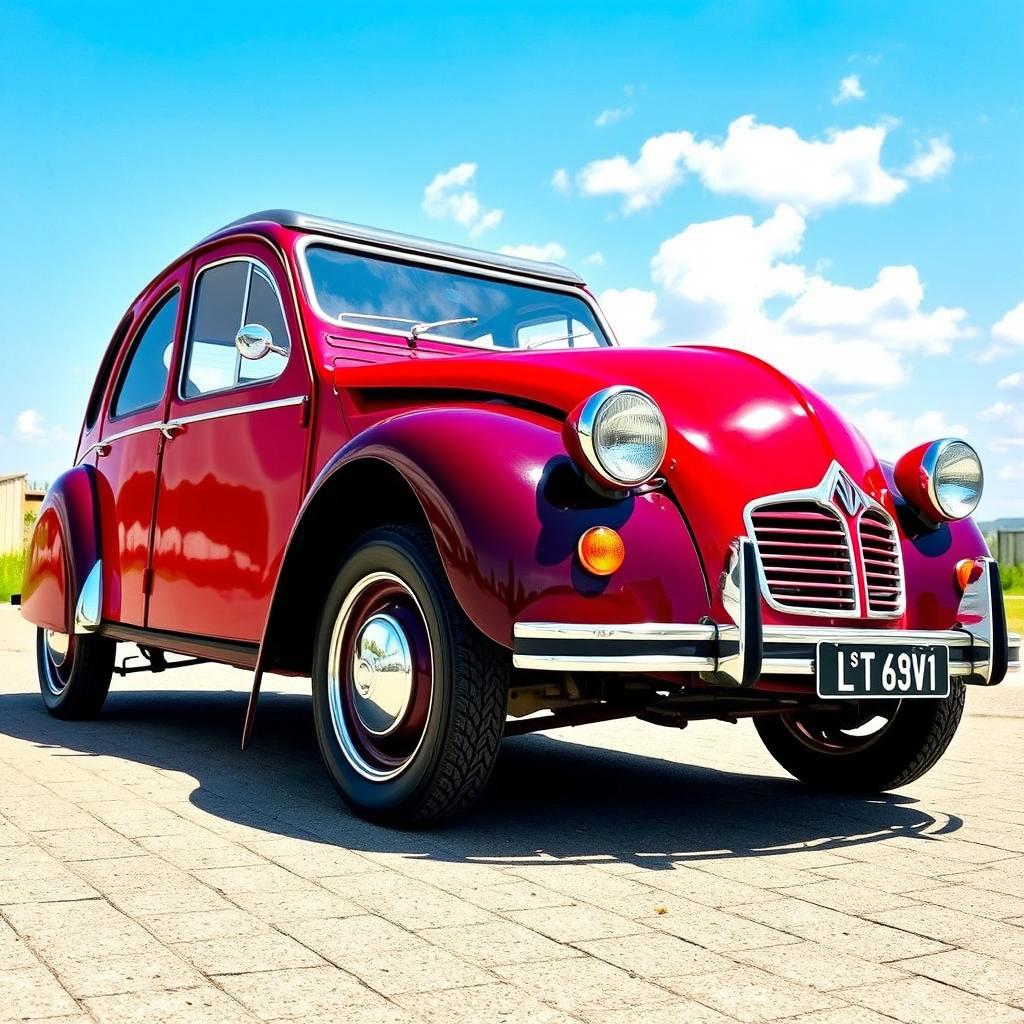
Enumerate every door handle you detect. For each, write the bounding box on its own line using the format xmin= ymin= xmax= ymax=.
xmin=159 ymin=422 xmax=185 ymax=440
xmin=95 ymin=443 xmax=112 ymax=457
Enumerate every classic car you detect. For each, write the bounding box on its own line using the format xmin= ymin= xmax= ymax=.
xmin=19 ymin=209 xmax=1021 ymax=826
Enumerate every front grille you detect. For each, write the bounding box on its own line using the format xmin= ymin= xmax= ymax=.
xmin=749 ymin=501 xmax=857 ymax=613
xmin=859 ymin=509 xmax=903 ymax=615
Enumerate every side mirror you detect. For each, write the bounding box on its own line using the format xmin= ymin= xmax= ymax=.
xmin=235 ymin=323 xmax=283 ymax=361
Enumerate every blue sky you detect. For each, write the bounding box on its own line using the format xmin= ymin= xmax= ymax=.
xmin=1 ymin=1 xmax=1022 ymax=516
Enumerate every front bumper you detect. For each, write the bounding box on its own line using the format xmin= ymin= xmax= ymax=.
xmin=513 ymin=542 xmax=1021 ymax=687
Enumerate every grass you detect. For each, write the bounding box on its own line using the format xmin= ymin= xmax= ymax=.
xmin=1006 ymin=596 xmax=1024 ymax=638
xmin=0 ymin=550 xmax=25 ymax=604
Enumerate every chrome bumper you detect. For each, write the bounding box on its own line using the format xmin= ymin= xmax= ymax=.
xmin=513 ymin=543 xmax=1021 ymax=687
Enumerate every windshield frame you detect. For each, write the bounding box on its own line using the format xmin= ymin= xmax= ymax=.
xmin=293 ymin=234 xmax=618 ymax=351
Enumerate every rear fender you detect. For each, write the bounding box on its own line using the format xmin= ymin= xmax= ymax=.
xmin=20 ymin=466 xmax=103 ymax=635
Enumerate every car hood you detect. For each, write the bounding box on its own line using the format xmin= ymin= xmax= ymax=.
xmin=337 ymin=345 xmax=893 ymax=601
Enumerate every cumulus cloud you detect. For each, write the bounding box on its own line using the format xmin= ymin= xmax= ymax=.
xmin=853 ymin=409 xmax=969 ymax=460
xmin=609 ymin=204 xmax=973 ymax=393
xmin=585 ymin=251 xmax=606 ymax=266
xmin=993 ymin=301 xmax=1024 ymax=345
xmin=998 ymin=371 xmax=1023 ymax=390
xmin=595 ymin=105 xmax=633 ymax=128
xmin=833 ymin=74 xmax=866 ymax=104
xmin=551 ymin=168 xmax=571 ymax=194
xmin=979 ymin=401 xmax=1015 ymax=421
xmin=902 ymin=137 xmax=955 ymax=181
xmin=578 ymin=115 xmax=908 ymax=215
xmin=598 ymin=287 xmax=661 ymax=344
xmin=422 ymin=163 xmax=502 ymax=237
xmin=498 ymin=242 xmax=567 ymax=262
xmin=13 ymin=409 xmax=69 ymax=446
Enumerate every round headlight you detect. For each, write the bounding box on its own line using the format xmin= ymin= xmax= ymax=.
xmin=571 ymin=386 xmax=667 ymax=487
xmin=894 ymin=438 xmax=983 ymax=523
xmin=931 ymin=440 xmax=983 ymax=519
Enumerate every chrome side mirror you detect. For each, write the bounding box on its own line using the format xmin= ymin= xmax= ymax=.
xmin=235 ymin=323 xmax=285 ymax=361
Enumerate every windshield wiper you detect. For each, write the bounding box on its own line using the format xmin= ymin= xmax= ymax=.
xmin=520 ymin=328 xmax=595 ymax=351
xmin=334 ymin=312 xmax=479 ymax=347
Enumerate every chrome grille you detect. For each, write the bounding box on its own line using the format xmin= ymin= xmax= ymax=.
xmin=859 ymin=508 xmax=903 ymax=615
xmin=749 ymin=501 xmax=857 ymax=613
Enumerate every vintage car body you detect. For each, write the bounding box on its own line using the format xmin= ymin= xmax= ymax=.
xmin=21 ymin=210 xmax=1021 ymax=825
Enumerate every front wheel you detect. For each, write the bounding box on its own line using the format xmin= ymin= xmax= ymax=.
xmin=754 ymin=683 xmax=965 ymax=793
xmin=312 ymin=526 xmax=509 ymax=827
xmin=36 ymin=628 xmax=115 ymax=720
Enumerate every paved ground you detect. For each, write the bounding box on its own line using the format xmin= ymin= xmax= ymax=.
xmin=2 ymin=606 xmax=1023 ymax=1024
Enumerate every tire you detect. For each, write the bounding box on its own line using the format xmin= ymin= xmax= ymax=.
xmin=754 ymin=682 xmax=966 ymax=793
xmin=36 ymin=627 xmax=116 ymax=720
xmin=312 ymin=525 xmax=509 ymax=827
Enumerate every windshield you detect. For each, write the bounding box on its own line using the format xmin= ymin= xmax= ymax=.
xmin=302 ymin=244 xmax=612 ymax=350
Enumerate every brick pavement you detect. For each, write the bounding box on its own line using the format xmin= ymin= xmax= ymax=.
xmin=1 ymin=604 xmax=1022 ymax=1023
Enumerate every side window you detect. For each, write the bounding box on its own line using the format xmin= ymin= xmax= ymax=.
xmin=182 ymin=260 xmax=290 ymax=398
xmin=111 ymin=291 xmax=180 ymax=418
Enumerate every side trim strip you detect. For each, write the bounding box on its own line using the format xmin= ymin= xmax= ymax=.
xmin=166 ymin=394 xmax=307 ymax=430
xmin=99 ymin=622 xmax=259 ymax=668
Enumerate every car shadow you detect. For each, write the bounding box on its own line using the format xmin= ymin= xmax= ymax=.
xmin=0 ymin=686 xmax=961 ymax=870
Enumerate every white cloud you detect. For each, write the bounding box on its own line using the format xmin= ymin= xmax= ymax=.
xmin=551 ymin=167 xmax=571 ymax=194
xmin=598 ymin=287 xmax=661 ymax=344
xmin=13 ymin=409 xmax=69 ymax=447
xmin=498 ymin=242 xmax=566 ymax=262
xmin=595 ymin=105 xmax=633 ymax=128
xmin=979 ymin=401 xmax=1014 ymax=421
xmin=833 ymin=74 xmax=866 ymax=105
xmin=627 ymin=205 xmax=973 ymax=393
xmin=902 ymin=137 xmax=955 ymax=181
xmin=585 ymin=251 xmax=605 ymax=266
xmin=998 ymin=372 xmax=1023 ymax=390
xmin=422 ymin=163 xmax=503 ymax=237
xmin=578 ymin=115 xmax=908 ymax=215
xmin=853 ymin=409 xmax=968 ymax=460
xmin=993 ymin=301 xmax=1024 ymax=345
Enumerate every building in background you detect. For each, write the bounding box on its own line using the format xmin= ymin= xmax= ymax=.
xmin=0 ymin=473 xmax=27 ymax=553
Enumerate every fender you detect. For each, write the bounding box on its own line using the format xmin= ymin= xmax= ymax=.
xmin=242 ymin=404 xmax=710 ymax=746
xmin=20 ymin=466 xmax=103 ymax=635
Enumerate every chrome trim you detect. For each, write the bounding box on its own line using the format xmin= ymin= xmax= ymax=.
xmin=177 ymin=255 xmax=292 ymax=403
xmin=294 ymin=233 xmax=619 ymax=349
xmin=743 ymin=461 xmax=906 ymax=620
xmin=78 ymin=420 xmax=163 ymax=462
xmin=919 ymin=438 xmax=983 ymax=521
xmin=717 ymin=538 xmax=762 ymax=685
xmin=74 ymin=561 xmax=102 ymax=634
xmin=512 ymin=621 xmax=1021 ymax=680
xmin=574 ymin=385 xmax=667 ymax=487
xmin=163 ymin=394 xmax=307 ymax=431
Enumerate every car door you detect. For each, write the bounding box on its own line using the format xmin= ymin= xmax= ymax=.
xmin=147 ymin=241 xmax=310 ymax=642
xmin=92 ymin=268 xmax=188 ymax=626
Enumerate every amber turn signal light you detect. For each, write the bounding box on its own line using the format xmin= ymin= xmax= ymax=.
xmin=578 ymin=526 xmax=625 ymax=576
xmin=955 ymin=557 xmax=984 ymax=592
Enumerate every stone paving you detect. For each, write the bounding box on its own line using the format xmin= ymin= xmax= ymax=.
xmin=1 ymin=603 xmax=1023 ymax=1023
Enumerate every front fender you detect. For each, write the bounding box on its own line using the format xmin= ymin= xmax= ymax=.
xmin=20 ymin=466 xmax=102 ymax=634
xmin=300 ymin=406 xmax=710 ymax=648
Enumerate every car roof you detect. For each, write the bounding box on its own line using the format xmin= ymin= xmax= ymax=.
xmin=204 ymin=209 xmax=585 ymax=286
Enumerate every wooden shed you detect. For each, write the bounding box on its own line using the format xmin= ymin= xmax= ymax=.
xmin=0 ymin=473 xmax=27 ymax=554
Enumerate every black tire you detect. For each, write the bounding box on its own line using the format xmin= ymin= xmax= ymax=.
xmin=754 ymin=683 xmax=965 ymax=793
xmin=36 ymin=628 xmax=115 ymax=720
xmin=312 ymin=525 xmax=509 ymax=827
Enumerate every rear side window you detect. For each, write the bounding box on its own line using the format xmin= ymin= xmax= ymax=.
xmin=111 ymin=291 xmax=180 ymax=418
xmin=182 ymin=259 xmax=291 ymax=398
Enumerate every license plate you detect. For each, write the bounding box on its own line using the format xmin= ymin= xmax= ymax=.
xmin=816 ymin=643 xmax=950 ymax=699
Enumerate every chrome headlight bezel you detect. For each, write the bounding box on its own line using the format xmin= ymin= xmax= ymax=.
xmin=571 ymin=386 xmax=668 ymax=488
xmin=896 ymin=437 xmax=984 ymax=523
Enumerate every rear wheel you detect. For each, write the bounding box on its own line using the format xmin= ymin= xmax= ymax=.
xmin=312 ymin=526 xmax=508 ymax=827
xmin=37 ymin=628 xmax=115 ymax=720
xmin=754 ymin=683 xmax=965 ymax=792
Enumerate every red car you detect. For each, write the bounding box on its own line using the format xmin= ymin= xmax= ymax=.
xmin=19 ymin=210 xmax=1021 ymax=825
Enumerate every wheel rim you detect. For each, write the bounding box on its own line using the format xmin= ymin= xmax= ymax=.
xmin=327 ymin=571 xmax=434 ymax=781
xmin=781 ymin=701 xmax=901 ymax=755
xmin=43 ymin=630 xmax=75 ymax=694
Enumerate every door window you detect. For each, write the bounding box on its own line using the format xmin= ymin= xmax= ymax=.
xmin=111 ymin=290 xmax=180 ymax=418
xmin=182 ymin=259 xmax=291 ymax=398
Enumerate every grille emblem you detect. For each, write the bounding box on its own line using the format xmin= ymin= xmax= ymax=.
xmin=832 ymin=473 xmax=865 ymax=518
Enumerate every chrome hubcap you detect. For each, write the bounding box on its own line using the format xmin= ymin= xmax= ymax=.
xmin=351 ymin=613 xmax=414 ymax=735
xmin=45 ymin=630 xmax=70 ymax=667
xmin=42 ymin=629 xmax=75 ymax=695
xmin=785 ymin=702 xmax=901 ymax=754
xmin=327 ymin=571 xmax=434 ymax=782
